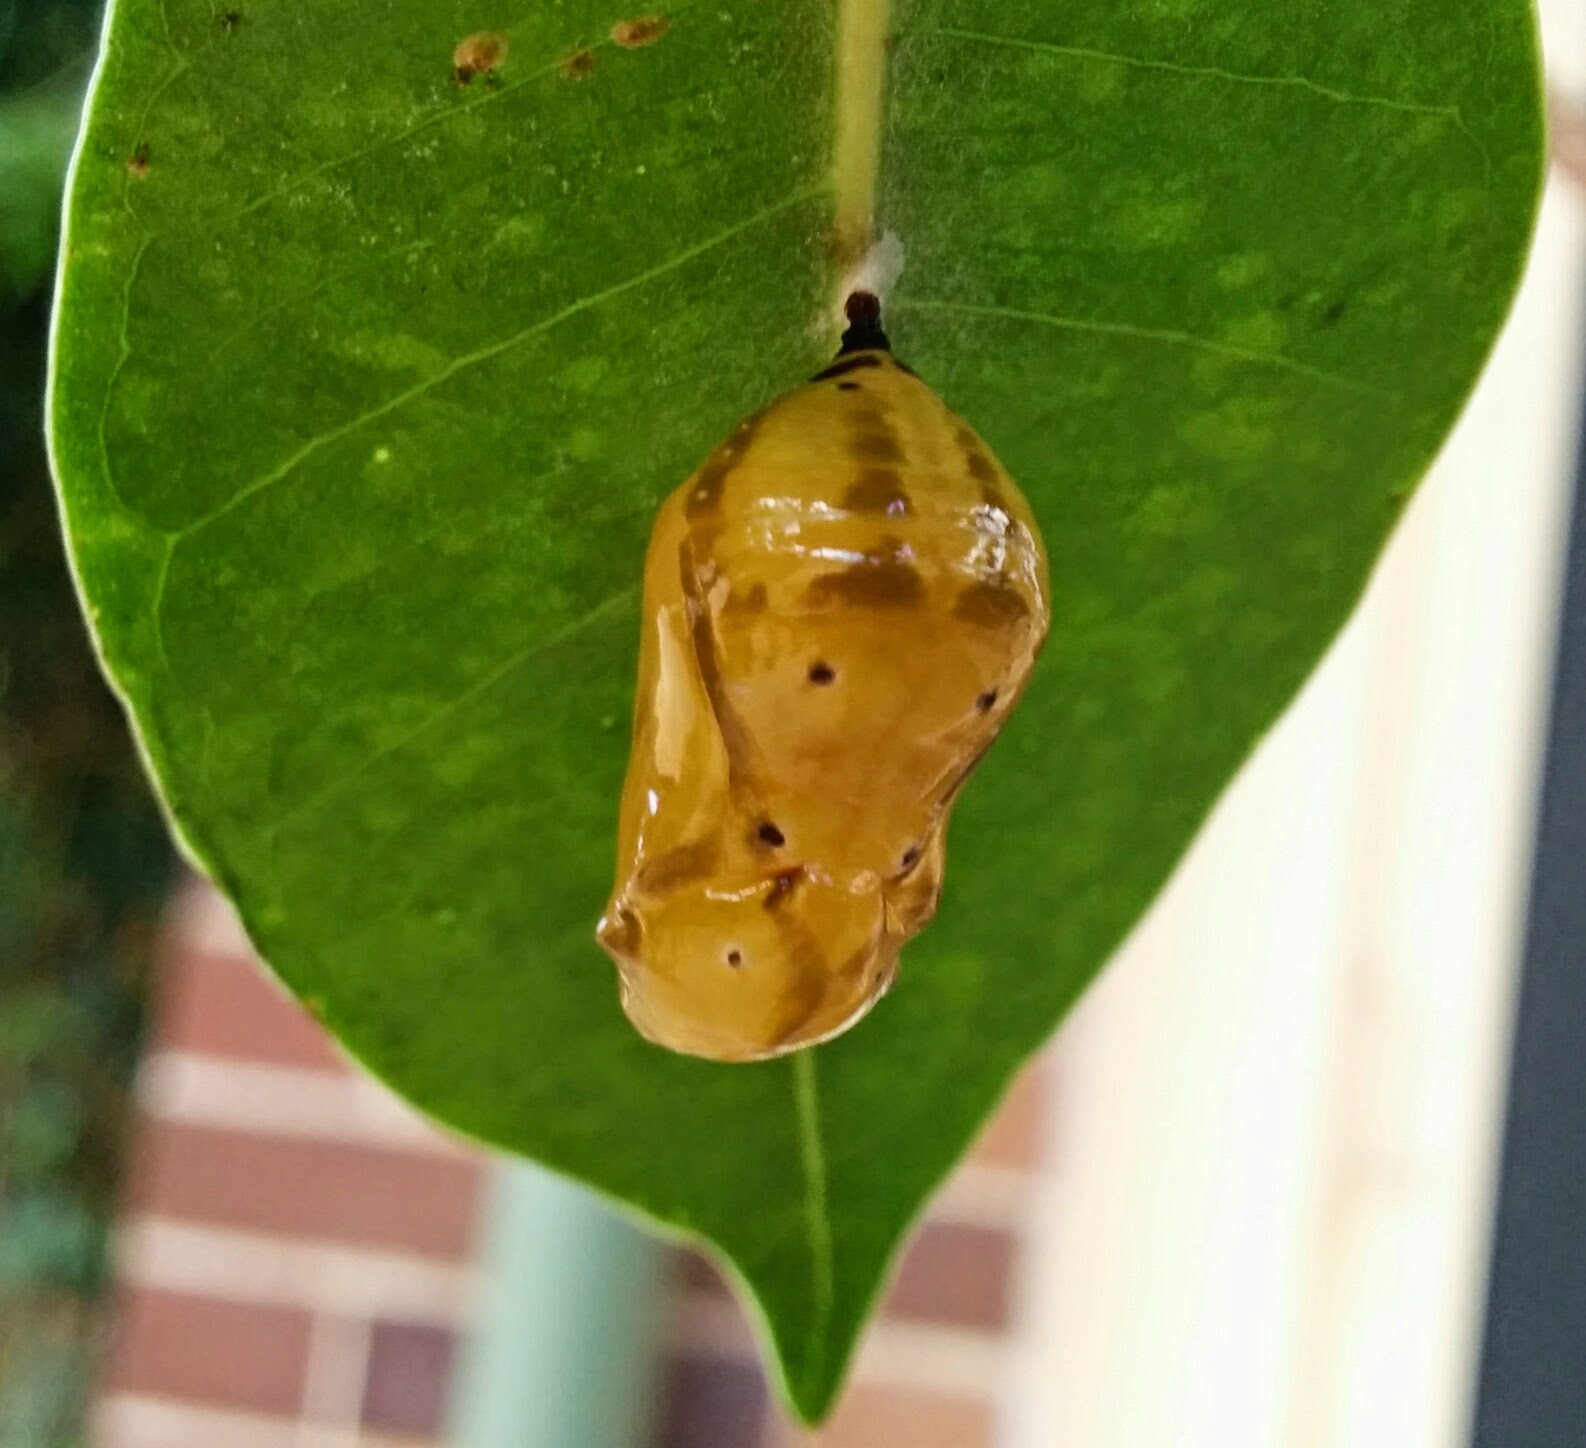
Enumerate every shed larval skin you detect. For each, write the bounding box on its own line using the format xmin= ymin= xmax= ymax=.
xmin=598 ymin=300 xmax=1049 ymax=1062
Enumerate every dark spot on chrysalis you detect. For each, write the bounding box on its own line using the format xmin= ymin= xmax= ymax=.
xmin=597 ymin=905 xmax=642 ymax=958
xmin=976 ymin=688 xmax=999 ymax=712
xmin=850 ymin=415 xmax=905 ymax=465
xmin=806 ymin=542 xmax=924 ymax=609
xmin=851 ymin=433 xmax=905 ymax=466
xmin=808 ymin=661 xmax=836 ymax=684
xmin=837 ymin=380 xmax=861 ymax=392
xmin=811 ymin=353 xmax=884 ymax=383
xmin=764 ymin=867 xmax=803 ymax=911
xmin=900 ymin=845 xmax=921 ymax=871
xmin=757 ymin=822 xmax=786 ymax=848
xmin=687 ymin=455 xmax=732 ymax=518
xmin=726 ymin=949 xmax=743 ymax=967
xmin=965 ymin=449 xmax=996 ymax=484
xmin=635 ymin=838 xmax=720 ymax=893
xmin=955 ymin=425 xmax=1003 ymax=491
xmin=686 ymin=410 xmax=765 ymax=520
xmin=955 ymin=579 xmax=1030 ymax=628
xmin=842 ymin=468 xmax=912 ymax=516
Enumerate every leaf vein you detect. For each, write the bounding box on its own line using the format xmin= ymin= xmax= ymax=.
xmin=170 ymin=186 xmax=821 ymax=541
xmin=792 ymin=1051 xmax=834 ymax=1389
xmin=894 ymin=296 xmax=1390 ymax=395
xmin=148 ymin=535 xmax=175 ymax=677
xmin=95 ymin=234 xmax=156 ymax=525
xmin=269 ymin=584 xmax=640 ymax=835
xmin=915 ymin=24 xmax=1492 ymax=182
xmin=917 ymin=25 xmax=1461 ymax=119
xmin=211 ymin=237 xmax=436 ymax=354
xmin=229 ymin=55 xmax=571 ymax=222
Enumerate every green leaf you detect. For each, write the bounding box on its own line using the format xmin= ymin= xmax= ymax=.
xmin=47 ymin=0 xmax=1542 ymax=1420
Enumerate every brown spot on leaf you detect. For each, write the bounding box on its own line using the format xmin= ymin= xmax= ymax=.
xmin=454 ymin=30 xmax=507 ymax=83
xmin=955 ymin=580 xmax=1031 ymax=628
xmin=126 ymin=143 xmax=150 ymax=177
xmin=612 ymin=15 xmax=670 ymax=47
xmin=561 ymin=47 xmax=597 ymax=79
xmin=218 ymin=9 xmax=243 ymax=31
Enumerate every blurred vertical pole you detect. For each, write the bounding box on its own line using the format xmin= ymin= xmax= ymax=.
xmin=1470 ymin=182 xmax=1586 ymax=1448
xmin=448 ymin=1161 xmax=666 ymax=1448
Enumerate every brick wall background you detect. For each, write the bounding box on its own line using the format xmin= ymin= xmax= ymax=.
xmin=91 ymin=880 xmax=1057 ymax=1447
xmin=94 ymin=883 xmax=486 ymax=1448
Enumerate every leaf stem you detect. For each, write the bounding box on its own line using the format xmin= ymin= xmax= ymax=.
xmin=833 ymin=0 xmax=892 ymax=268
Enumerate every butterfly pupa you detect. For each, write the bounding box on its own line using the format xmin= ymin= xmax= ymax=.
xmin=597 ymin=293 xmax=1049 ymax=1062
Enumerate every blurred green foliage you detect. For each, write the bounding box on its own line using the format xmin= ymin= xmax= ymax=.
xmin=0 ymin=0 xmax=96 ymax=303
xmin=2 ymin=0 xmax=177 ymax=1440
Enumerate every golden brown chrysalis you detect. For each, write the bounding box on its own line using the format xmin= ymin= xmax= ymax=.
xmin=597 ymin=294 xmax=1050 ymax=1061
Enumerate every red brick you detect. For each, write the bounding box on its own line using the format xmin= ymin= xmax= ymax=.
xmin=655 ymin=1354 xmax=768 ymax=1448
xmin=776 ymin=1384 xmax=994 ymax=1448
xmin=125 ymin=1120 xmax=482 ymax=1257
xmin=362 ymin=1320 xmax=456 ymax=1436
xmin=882 ymin=1222 xmax=1017 ymax=1331
xmin=153 ymin=948 xmax=345 ymax=1071
xmin=101 ymin=1286 xmax=310 ymax=1415
xmin=967 ymin=1064 xmax=1046 ymax=1169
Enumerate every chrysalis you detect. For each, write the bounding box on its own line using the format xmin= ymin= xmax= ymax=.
xmin=597 ymin=294 xmax=1050 ymax=1061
